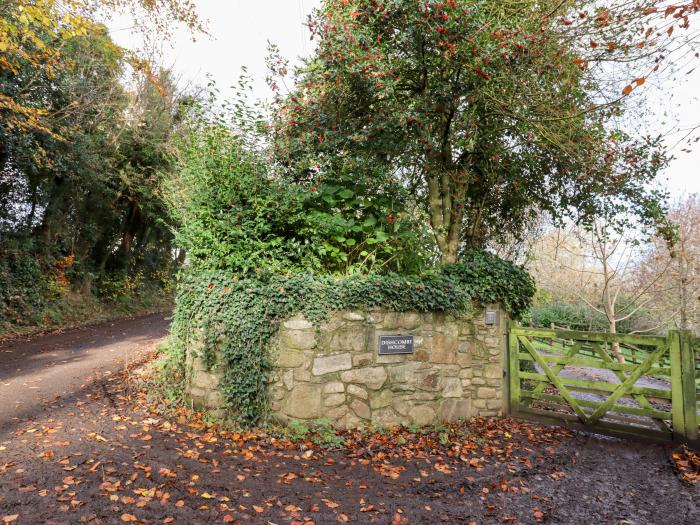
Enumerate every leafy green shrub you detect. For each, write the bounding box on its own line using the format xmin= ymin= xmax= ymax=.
xmin=0 ymin=242 xmax=46 ymax=326
xmin=167 ymin=250 xmax=534 ymax=426
xmin=528 ymin=301 xmax=655 ymax=333
xmin=166 ymin=97 xmax=432 ymax=277
xmin=529 ymin=302 xmax=608 ymax=332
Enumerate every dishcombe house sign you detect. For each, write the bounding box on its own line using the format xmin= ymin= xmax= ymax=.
xmin=187 ymin=307 xmax=508 ymax=428
xmin=378 ymin=335 xmax=414 ymax=355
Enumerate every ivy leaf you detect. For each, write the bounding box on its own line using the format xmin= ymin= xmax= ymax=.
xmin=363 ymin=215 xmax=377 ymax=227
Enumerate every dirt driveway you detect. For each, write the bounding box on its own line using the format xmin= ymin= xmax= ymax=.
xmin=0 ymin=312 xmax=170 ymax=435
xmin=0 ymin=315 xmax=698 ymax=524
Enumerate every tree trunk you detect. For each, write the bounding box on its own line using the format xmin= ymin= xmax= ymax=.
xmin=598 ymin=227 xmax=625 ymax=364
xmin=427 ymin=170 xmax=464 ymax=265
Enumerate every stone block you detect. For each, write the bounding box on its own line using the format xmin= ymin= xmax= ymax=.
xmin=326 ymin=405 xmax=348 ymax=420
xmin=347 ymin=384 xmax=368 ymax=399
xmin=323 ymin=381 xmax=345 ymax=394
xmin=483 ymin=364 xmax=502 ymax=379
xmin=376 ymin=354 xmax=405 ymax=364
xmin=342 ymin=311 xmax=366 ymax=321
xmin=477 ymin=387 xmax=497 ymax=399
xmin=398 ymin=312 xmax=422 ymax=329
xmin=277 ymin=348 xmax=306 ymax=368
xmin=283 ymin=317 xmax=313 ymax=330
xmin=442 ymin=377 xmax=463 ymax=398
xmin=205 ymin=389 xmax=225 ymax=408
xmin=486 ymin=399 xmax=502 ymax=411
xmin=353 ymin=353 xmax=374 ymax=367
xmin=191 ymin=371 xmax=219 ymax=389
xmin=459 ymin=368 xmax=473 ymax=379
xmin=341 ymin=367 xmax=387 ymax=390
xmin=373 ymin=408 xmax=401 ymax=426
xmin=431 ymin=334 xmax=457 ymax=364
xmin=409 ymin=404 xmax=435 ymax=425
xmin=439 ymin=398 xmax=472 ymax=421
xmin=284 ymin=384 xmax=322 ymax=419
xmin=281 ymin=330 xmax=316 ymax=350
xmin=349 ymin=399 xmax=371 ymax=420
xmin=413 ymin=349 xmax=429 ymax=362
xmin=282 ymin=370 xmax=294 ymax=390
xmin=370 ymin=389 xmax=393 ymax=409
xmin=340 ymin=413 xmax=364 ymax=429
xmin=412 ymin=369 xmax=441 ymax=392
xmin=312 ymin=353 xmax=352 ymax=375
xmin=189 ymin=387 xmax=207 ymax=399
xmin=367 ymin=310 xmax=384 ymax=324
xmin=330 ymin=329 xmax=367 ymax=352
xmin=392 ymin=397 xmax=410 ymax=416
xmin=294 ymin=368 xmax=311 ymax=382
xmin=271 ymin=387 xmax=285 ymax=401
xmin=324 ymin=393 xmax=345 ymax=407
xmin=456 ymin=352 xmax=472 ymax=367
xmin=388 ymin=361 xmax=427 ymax=383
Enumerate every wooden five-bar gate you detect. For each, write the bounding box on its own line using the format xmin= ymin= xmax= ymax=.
xmin=507 ymin=324 xmax=700 ymax=445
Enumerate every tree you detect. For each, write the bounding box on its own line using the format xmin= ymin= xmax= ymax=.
xmin=271 ymin=0 xmax=672 ymax=264
xmin=0 ymin=3 xmax=188 ymax=326
xmin=638 ymin=195 xmax=700 ymax=332
xmin=529 ymin=221 xmax=665 ymax=361
xmin=0 ymin=0 xmax=200 ymax=138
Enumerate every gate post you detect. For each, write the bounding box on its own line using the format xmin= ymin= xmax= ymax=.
xmin=669 ymin=330 xmax=686 ymax=441
xmin=679 ymin=330 xmax=698 ymax=443
xmin=507 ymin=322 xmax=520 ymax=416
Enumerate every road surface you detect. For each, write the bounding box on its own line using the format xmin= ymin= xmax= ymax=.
xmin=0 ymin=312 xmax=170 ymax=435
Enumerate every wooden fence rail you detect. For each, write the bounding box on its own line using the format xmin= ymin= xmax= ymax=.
xmin=508 ymin=324 xmax=699 ymax=445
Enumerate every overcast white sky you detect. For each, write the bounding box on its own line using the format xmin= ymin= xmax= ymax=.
xmin=109 ymin=0 xmax=699 ymax=197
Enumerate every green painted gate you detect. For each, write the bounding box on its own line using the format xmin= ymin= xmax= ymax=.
xmin=507 ymin=325 xmax=699 ymax=445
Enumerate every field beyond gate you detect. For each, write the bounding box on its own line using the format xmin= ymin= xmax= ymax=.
xmin=507 ymin=324 xmax=700 ymax=445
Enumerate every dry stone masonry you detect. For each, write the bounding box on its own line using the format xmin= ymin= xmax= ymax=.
xmin=187 ymin=306 xmax=508 ymax=428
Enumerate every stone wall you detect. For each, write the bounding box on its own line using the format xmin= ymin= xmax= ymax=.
xmin=187 ymin=306 xmax=508 ymax=428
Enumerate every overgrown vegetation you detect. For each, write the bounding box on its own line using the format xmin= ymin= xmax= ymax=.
xmin=167 ymin=251 xmax=534 ymax=426
xmin=0 ymin=2 xmax=197 ymax=333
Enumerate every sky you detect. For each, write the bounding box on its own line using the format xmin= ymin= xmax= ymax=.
xmin=108 ymin=0 xmax=700 ymax=197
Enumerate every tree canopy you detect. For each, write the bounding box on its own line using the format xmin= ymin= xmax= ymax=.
xmin=271 ymin=0 xmax=674 ymax=263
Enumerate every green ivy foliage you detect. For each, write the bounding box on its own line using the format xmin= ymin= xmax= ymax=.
xmin=165 ymin=90 xmax=435 ymax=278
xmin=168 ymin=250 xmax=534 ymax=426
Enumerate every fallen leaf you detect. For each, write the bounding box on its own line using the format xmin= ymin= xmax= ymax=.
xmin=322 ymin=499 xmax=339 ymax=509
xmin=121 ymin=514 xmax=137 ymax=523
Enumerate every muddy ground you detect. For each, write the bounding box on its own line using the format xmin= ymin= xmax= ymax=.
xmin=0 ymin=318 xmax=698 ymax=525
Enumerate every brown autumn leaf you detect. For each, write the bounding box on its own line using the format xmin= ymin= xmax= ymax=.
xmin=622 ymin=84 xmax=633 ymax=96
xmin=337 ymin=514 xmax=349 ymax=523
xmin=163 ymin=518 xmax=174 ymax=524
xmin=322 ymin=498 xmax=339 ymax=509
xmin=2 ymin=516 xmax=19 ymax=524
xmin=121 ymin=514 xmax=138 ymax=523
xmin=252 ymin=505 xmax=265 ymax=513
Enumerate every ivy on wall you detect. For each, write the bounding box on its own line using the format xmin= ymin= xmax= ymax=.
xmin=166 ymin=250 xmax=535 ymax=426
